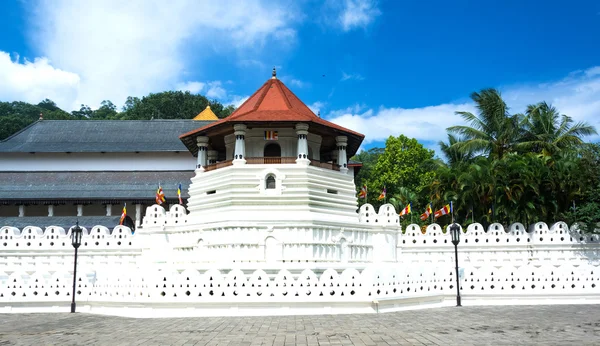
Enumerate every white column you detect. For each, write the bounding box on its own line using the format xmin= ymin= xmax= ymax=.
xmin=77 ymin=204 xmax=83 ymax=217
xmin=295 ymin=123 xmax=310 ymax=165
xmin=335 ymin=136 xmax=348 ymax=174
xmin=135 ymin=204 xmax=142 ymax=228
xmin=18 ymin=205 xmax=25 ymax=217
xmin=48 ymin=204 xmax=54 ymax=217
xmin=208 ymin=150 xmax=218 ymax=165
xmin=233 ymin=124 xmax=247 ymax=165
xmin=196 ymin=136 xmax=209 ymax=170
xmin=106 ymin=204 xmax=112 ymax=216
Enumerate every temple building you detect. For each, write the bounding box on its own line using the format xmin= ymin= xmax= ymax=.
xmin=0 ymin=106 xmax=219 ymax=230
xmin=138 ymin=68 xmax=381 ymax=265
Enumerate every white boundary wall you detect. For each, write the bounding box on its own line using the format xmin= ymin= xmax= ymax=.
xmin=1 ymin=204 xmax=599 ymax=317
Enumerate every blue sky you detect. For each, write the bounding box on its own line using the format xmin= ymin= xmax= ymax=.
xmin=1 ymin=0 xmax=599 ymax=154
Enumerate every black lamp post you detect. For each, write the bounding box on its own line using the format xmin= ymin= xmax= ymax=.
xmin=450 ymin=223 xmax=462 ymax=307
xmin=70 ymin=221 xmax=83 ymax=313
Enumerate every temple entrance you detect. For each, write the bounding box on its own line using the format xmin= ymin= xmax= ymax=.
xmin=264 ymin=143 xmax=281 ymax=164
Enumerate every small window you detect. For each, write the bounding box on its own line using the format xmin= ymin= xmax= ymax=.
xmin=327 ymin=189 xmax=338 ymax=194
xmin=266 ymin=175 xmax=276 ymax=189
xmin=207 ymin=190 xmax=216 ymax=195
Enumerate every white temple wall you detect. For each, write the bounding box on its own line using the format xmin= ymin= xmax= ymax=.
xmin=186 ymin=165 xmax=360 ymax=224
xmin=1 ymin=203 xmax=599 ymax=315
xmin=0 ymin=152 xmax=195 ymax=171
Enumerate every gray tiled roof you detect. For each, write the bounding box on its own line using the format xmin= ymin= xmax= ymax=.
xmin=0 ymin=216 xmax=122 ymax=231
xmin=0 ymin=171 xmax=194 ymax=202
xmin=0 ymin=119 xmax=212 ymax=153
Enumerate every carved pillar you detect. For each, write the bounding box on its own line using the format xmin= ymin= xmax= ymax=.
xmin=18 ymin=205 xmax=25 ymax=217
xmin=233 ymin=124 xmax=247 ymax=165
xmin=208 ymin=150 xmax=218 ymax=165
xmin=336 ymin=135 xmax=348 ymax=173
xmin=48 ymin=204 xmax=54 ymax=217
xmin=135 ymin=204 xmax=142 ymax=228
xmin=106 ymin=204 xmax=112 ymax=216
xmin=77 ymin=204 xmax=83 ymax=217
xmin=295 ymin=123 xmax=310 ymax=165
xmin=196 ymin=136 xmax=209 ymax=170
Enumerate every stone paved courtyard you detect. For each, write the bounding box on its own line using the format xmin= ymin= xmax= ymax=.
xmin=0 ymin=305 xmax=598 ymax=345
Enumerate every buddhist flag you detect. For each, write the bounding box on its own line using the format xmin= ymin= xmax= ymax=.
xmin=264 ymin=131 xmax=278 ymax=140
xmin=399 ymin=203 xmax=411 ymax=217
xmin=119 ymin=203 xmax=127 ymax=225
xmin=156 ymin=185 xmax=166 ymax=205
xmin=419 ymin=204 xmax=433 ymax=221
xmin=434 ymin=204 xmax=451 ymax=219
xmin=177 ymin=183 xmax=183 ymax=205
xmin=358 ymin=185 xmax=367 ymax=199
xmin=377 ymin=186 xmax=387 ymax=201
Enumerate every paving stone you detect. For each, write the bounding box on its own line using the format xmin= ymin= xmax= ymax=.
xmin=0 ymin=305 xmax=599 ymax=345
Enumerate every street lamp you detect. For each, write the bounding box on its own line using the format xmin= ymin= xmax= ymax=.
xmin=70 ymin=221 xmax=83 ymax=313
xmin=449 ymin=223 xmax=462 ymax=307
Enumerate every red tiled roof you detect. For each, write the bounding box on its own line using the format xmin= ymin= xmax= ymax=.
xmin=179 ymin=78 xmax=364 ymax=138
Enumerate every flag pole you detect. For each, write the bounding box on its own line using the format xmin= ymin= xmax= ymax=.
xmin=451 ymin=201 xmax=454 ymax=224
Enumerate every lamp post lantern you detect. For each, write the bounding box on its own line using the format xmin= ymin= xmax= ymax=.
xmin=450 ymin=223 xmax=462 ymax=307
xmin=70 ymin=221 xmax=83 ymax=313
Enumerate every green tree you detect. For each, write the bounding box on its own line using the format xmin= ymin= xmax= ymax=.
xmin=118 ymin=91 xmax=232 ymax=120
xmin=521 ymin=102 xmax=597 ymax=156
xmin=368 ymin=135 xmax=436 ymax=209
xmin=72 ymin=104 xmax=93 ymax=119
xmin=439 ymin=133 xmax=474 ymax=167
xmin=351 ymin=147 xmax=384 ymax=196
xmin=448 ymin=89 xmax=523 ymax=159
xmin=92 ymin=100 xmax=118 ymax=119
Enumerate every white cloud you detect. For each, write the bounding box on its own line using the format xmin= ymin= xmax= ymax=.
xmin=23 ymin=0 xmax=299 ymax=110
xmin=328 ymin=66 xmax=600 ymax=149
xmin=341 ymin=71 xmax=365 ymax=81
xmin=308 ymin=101 xmax=326 ymax=115
xmin=205 ymin=81 xmax=227 ymax=99
xmin=0 ymin=51 xmax=80 ymax=107
xmin=290 ymin=79 xmax=308 ymax=88
xmin=229 ymin=95 xmax=249 ymax=108
xmin=328 ymin=103 xmax=474 ymax=146
xmin=339 ymin=0 xmax=381 ymax=31
xmin=176 ymin=81 xmax=205 ymax=94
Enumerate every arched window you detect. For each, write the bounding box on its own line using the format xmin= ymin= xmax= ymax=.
xmin=264 ymin=143 xmax=281 ymax=157
xmin=266 ymin=175 xmax=276 ymax=189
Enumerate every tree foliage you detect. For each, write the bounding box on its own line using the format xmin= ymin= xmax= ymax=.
xmin=353 ymin=88 xmax=597 ymax=231
xmin=0 ymin=91 xmax=236 ymax=140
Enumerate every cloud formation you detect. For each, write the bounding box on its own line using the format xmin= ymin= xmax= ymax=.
xmin=328 ymin=66 xmax=600 ymax=149
xmin=339 ymin=0 xmax=381 ymax=31
xmin=0 ymin=52 xmax=80 ymax=107
xmin=341 ymin=72 xmax=365 ymax=81
xmin=18 ymin=0 xmax=299 ymax=110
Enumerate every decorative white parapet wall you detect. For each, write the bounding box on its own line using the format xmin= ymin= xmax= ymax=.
xmin=0 ymin=203 xmax=599 ymax=316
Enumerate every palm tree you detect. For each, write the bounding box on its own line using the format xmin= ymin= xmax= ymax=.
xmin=522 ymin=102 xmax=597 ymax=156
xmin=448 ymin=89 xmax=522 ymax=159
xmin=389 ymin=187 xmax=417 ymax=212
xmin=439 ymin=133 xmax=474 ymax=167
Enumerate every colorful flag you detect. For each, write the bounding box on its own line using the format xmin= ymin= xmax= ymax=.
xmin=377 ymin=186 xmax=387 ymax=201
xmin=419 ymin=204 xmax=433 ymax=221
xmin=434 ymin=204 xmax=451 ymax=219
xmin=119 ymin=203 xmax=127 ymax=225
xmin=156 ymin=185 xmax=166 ymax=205
xmin=177 ymin=183 xmax=183 ymax=205
xmin=358 ymin=185 xmax=367 ymax=199
xmin=399 ymin=203 xmax=411 ymax=216
xmin=264 ymin=130 xmax=278 ymax=140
